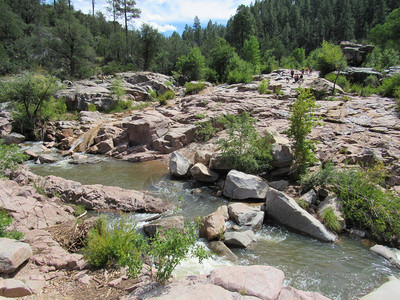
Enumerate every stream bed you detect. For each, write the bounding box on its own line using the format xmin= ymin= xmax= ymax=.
xmin=28 ymin=157 xmax=400 ymax=299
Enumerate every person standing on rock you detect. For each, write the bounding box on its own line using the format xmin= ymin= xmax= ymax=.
xmin=291 ymin=69 xmax=295 ymax=78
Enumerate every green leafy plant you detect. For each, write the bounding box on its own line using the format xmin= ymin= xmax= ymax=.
xmin=147 ymin=222 xmax=208 ymax=284
xmin=185 ymin=82 xmax=207 ymax=95
xmin=83 ymin=216 xmax=146 ymax=278
xmin=0 ymin=141 xmax=27 ymax=177
xmin=320 ymin=208 xmax=341 ymax=233
xmin=285 ymin=88 xmax=320 ymax=177
xmin=109 ymin=77 xmax=126 ymax=102
xmin=378 ymin=74 xmax=400 ymax=98
xmin=258 ymin=79 xmax=270 ymax=94
xmin=194 ymin=119 xmax=220 ymax=142
xmin=87 ymin=103 xmax=98 ymax=112
xmin=218 ymin=112 xmax=273 ymax=173
xmin=0 ymin=208 xmax=23 ymax=240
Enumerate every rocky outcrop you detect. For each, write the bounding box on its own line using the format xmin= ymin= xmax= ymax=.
xmin=223 ymin=170 xmax=269 ymax=200
xmin=370 ymin=245 xmax=400 ymax=268
xmin=0 ymin=238 xmax=32 ymax=273
xmin=0 ymin=111 xmax=12 ymax=138
xmin=340 ymin=41 xmax=374 ymax=67
xmin=200 ymin=206 xmax=229 ymax=241
xmin=119 ymin=72 xmax=175 ymax=95
xmin=264 ymin=189 xmax=337 ymax=242
xmin=304 ymin=78 xmax=344 ymax=98
xmin=43 ymin=175 xmax=171 ymax=213
xmin=342 ymin=67 xmax=382 ymax=83
xmin=143 ymin=215 xmax=184 ymax=237
xmin=360 ymin=276 xmax=400 ymax=300
xmin=169 ymin=151 xmax=191 ymax=178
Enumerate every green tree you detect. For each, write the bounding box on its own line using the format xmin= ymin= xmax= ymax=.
xmin=241 ymin=35 xmax=261 ymax=67
xmin=314 ymin=41 xmax=347 ymax=85
xmin=193 ymin=16 xmax=202 ymax=46
xmin=369 ymin=8 xmax=400 ymax=50
xmin=176 ymin=46 xmax=205 ymax=82
xmin=226 ymin=5 xmax=256 ymax=49
xmin=140 ymin=24 xmax=162 ymax=70
xmin=50 ymin=12 xmax=95 ymax=78
xmin=0 ymin=73 xmax=62 ymax=138
xmin=209 ymin=38 xmax=236 ymax=82
xmin=285 ymin=88 xmax=320 ymax=177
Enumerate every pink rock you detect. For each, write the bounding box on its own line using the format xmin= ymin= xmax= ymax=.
xmin=0 ymin=238 xmax=32 ymax=273
xmin=278 ymin=286 xmax=331 ymax=300
xmin=209 ymin=265 xmax=285 ymax=300
xmin=200 ymin=206 xmax=229 ymax=241
xmin=0 ymin=279 xmax=33 ymax=297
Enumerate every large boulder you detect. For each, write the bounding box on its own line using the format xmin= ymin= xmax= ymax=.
xmin=209 ymin=265 xmax=285 ymax=300
xmin=305 ymin=78 xmax=344 ymax=98
xmin=143 ymin=216 xmax=185 ymax=238
xmin=0 ymin=238 xmax=32 ymax=273
xmin=2 ymin=132 xmax=25 ymax=145
xmin=200 ymin=206 xmax=229 ymax=241
xmin=224 ymin=230 xmax=257 ymax=248
xmin=37 ymin=154 xmax=58 ymax=164
xmin=271 ymin=137 xmax=293 ymax=168
xmin=190 ymin=163 xmax=219 ymax=183
xmin=264 ymin=189 xmax=337 ymax=242
xmin=123 ymin=111 xmax=170 ymax=146
xmin=169 ymin=151 xmax=191 ymax=178
xmin=223 ymin=170 xmax=269 ymax=200
xmin=228 ymin=203 xmax=264 ymax=231
xmin=370 ymin=245 xmax=400 ymax=268
xmin=360 ymin=276 xmax=400 ymax=300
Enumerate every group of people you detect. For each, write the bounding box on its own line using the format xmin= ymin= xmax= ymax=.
xmin=290 ymin=67 xmax=312 ymax=83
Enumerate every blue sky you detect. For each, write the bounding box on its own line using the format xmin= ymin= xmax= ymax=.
xmin=52 ymin=0 xmax=254 ymax=34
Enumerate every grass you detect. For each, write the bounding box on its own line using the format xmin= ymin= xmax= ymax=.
xmin=0 ymin=208 xmax=23 ymax=240
xmin=320 ymin=208 xmax=341 ymax=233
xmin=185 ymin=82 xmax=207 ymax=95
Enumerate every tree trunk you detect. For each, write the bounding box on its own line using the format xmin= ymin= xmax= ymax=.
xmin=92 ymin=0 xmax=95 ymax=17
xmin=332 ymin=70 xmax=340 ymax=95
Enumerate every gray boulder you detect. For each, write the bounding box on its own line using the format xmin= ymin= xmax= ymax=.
xmin=271 ymin=143 xmax=293 ymax=168
xmin=0 ymin=238 xmax=32 ymax=273
xmin=209 ymin=241 xmax=238 ymax=261
xmin=169 ymin=151 xmax=191 ymax=178
xmin=0 ymin=111 xmax=12 ymax=138
xmin=2 ymin=133 xmax=25 ymax=145
xmin=37 ymin=154 xmax=58 ymax=164
xmin=223 ymin=170 xmax=269 ymax=200
xmin=299 ymin=189 xmax=317 ymax=206
xmin=224 ymin=230 xmax=257 ymax=248
xmin=190 ymin=163 xmax=219 ymax=183
xmin=370 ymin=245 xmax=400 ymax=268
xmin=340 ymin=41 xmax=375 ymax=67
xmin=264 ymin=189 xmax=337 ymax=242
xmin=118 ymin=71 xmax=174 ymax=95
xmin=268 ymin=180 xmax=289 ymax=191
xmin=143 ymin=216 xmax=185 ymax=238
xmin=228 ymin=203 xmax=264 ymax=231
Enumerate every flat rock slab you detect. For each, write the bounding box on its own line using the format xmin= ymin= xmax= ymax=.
xmin=264 ymin=189 xmax=337 ymax=242
xmin=360 ymin=276 xmax=400 ymax=300
xmin=224 ymin=170 xmax=269 ymax=200
xmin=0 ymin=238 xmax=32 ymax=273
xmin=209 ymin=265 xmax=285 ymax=300
xmin=278 ymin=286 xmax=331 ymax=300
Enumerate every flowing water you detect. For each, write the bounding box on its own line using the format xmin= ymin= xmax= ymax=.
xmin=28 ymin=156 xmax=400 ymax=299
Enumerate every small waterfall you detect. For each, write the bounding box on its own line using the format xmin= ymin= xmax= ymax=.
xmin=70 ymin=122 xmax=104 ymax=153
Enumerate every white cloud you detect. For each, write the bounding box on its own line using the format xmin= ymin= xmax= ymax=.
xmin=71 ymin=0 xmax=253 ymax=32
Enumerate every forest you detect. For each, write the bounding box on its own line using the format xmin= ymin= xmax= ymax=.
xmin=0 ymin=0 xmax=399 ymax=82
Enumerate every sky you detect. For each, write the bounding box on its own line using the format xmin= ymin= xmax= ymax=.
xmin=61 ymin=0 xmax=254 ymax=34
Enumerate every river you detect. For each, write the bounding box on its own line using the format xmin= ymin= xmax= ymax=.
xmin=28 ymin=156 xmax=400 ymax=299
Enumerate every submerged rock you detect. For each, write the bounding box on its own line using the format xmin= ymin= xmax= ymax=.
xmin=264 ymin=189 xmax=337 ymax=242
xmin=209 ymin=241 xmax=238 ymax=261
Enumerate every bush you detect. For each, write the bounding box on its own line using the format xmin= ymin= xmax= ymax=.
xmin=258 ymin=79 xmax=270 ymax=94
xmin=83 ymin=216 xmax=146 ymax=278
xmin=218 ymin=112 xmax=273 ymax=173
xmin=226 ymin=55 xmax=255 ymax=84
xmin=325 ymin=74 xmax=350 ymax=91
xmin=0 ymin=208 xmax=23 ymax=240
xmin=378 ymin=75 xmax=400 ymax=98
xmin=87 ymin=103 xmax=98 ymax=112
xmin=195 ymin=120 xmax=219 ymax=142
xmin=320 ymin=208 xmax=341 ymax=233
xmin=107 ymin=100 xmax=132 ymax=113
xmin=185 ymin=82 xmax=206 ymax=95
xmin=314 ymin=41 xmax=347 ymax=78
xmin=300 ymin=163 xmax=336 ymax=192
xmin=285 ymin=88 xmax=320 ymax=178
xmin=109 ymin=78 xmax=126 ymax=102
xmin=83 ymin=217 xmax=208 ymax=283
xmin=0 ymin=141 xmax=27 ymax=176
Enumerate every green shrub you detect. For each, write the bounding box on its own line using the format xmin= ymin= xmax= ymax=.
xmin=87 ymin=103 xmax=98 ymax=112
xmin=285 ymin=88 xmax=320 ymax=178
xmin=110 ymin=78 xmax=126 ymax=102
xmin=218 ymin=112 xmax=273 ymax=173
xmin=364 ymin=75 xmax=380 ymax=88
xmin=185 ymin=82 xmax=207 ymax=95
xmin=0 ymin=141 xmax=27 ymax=177
xmin=157 ymin=90 xmax=175 ymax=106
xmin=148 ymin=222 xmax=208 ymax=284
xmin=320 ymin=208 xmax=341 ymax=233
xmin=107 ymin=100 xmax=132 ymax=113
xmin=258 ymin=79 xmax=270 ymax=94
xmin=325 ymin=74 xmax=350 ymax=91
xmin=300 ymin=163 xmax=336 ymax=192
xmin=0 ymin=208 xmax=23 ymax=240
xmin=83 ymin=216 xmax=146 ymax=278
xmin=195 ymin=113 xmax=206 ymax=119
xmin=195 ymin=119 xmax=220 ymax=142
xmin=378 ymin=75 xmax=400 ymax=98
